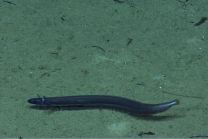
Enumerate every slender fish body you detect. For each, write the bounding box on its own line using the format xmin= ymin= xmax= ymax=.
xmin=28 ymin=95 xmax=179 ymax=115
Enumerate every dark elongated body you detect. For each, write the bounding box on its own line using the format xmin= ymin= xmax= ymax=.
xmin=28 ymin=95 xmax=179 ymax=114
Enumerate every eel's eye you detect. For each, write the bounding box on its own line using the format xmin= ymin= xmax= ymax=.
xmin=36 ymin=99 xmax=42 ymax=104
